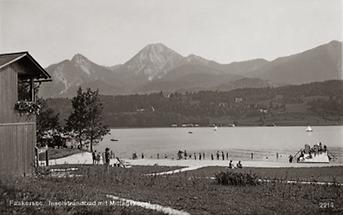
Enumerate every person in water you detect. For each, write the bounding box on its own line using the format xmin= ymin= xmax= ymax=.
xmin=177 ymin=150 xmax=183 ymax=160
xmin=132 ymin=152 xmax=138 ymax=160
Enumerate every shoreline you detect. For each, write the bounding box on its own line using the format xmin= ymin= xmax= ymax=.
xmin=107 ymin=124 xmax=343 ymax=129
xmin=47 ymin=152 xmax=343 ymax=168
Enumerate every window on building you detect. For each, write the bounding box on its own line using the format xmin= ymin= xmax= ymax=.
xmin=18 ymin=80 xmax=33 ymax=101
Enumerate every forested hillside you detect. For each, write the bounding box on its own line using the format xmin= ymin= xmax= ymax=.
xmin=46 ymin=80 xmax=343 ymax=127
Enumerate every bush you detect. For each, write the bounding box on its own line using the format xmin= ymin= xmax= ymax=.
xmin=215 ymin=171 xmax=259 ymax=186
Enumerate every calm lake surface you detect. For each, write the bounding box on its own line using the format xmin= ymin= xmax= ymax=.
xmin=95 ymin=126 xmax=343 ymax=162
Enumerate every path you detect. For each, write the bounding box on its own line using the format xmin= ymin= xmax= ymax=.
xmin=106 ymin=194 xmax=190 ymax=215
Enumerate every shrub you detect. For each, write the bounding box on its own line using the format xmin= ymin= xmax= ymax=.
xmin=215 ymin=171 xmax=259 ymax=186
xmin=14 ymin=101 xmax=41 ymax=115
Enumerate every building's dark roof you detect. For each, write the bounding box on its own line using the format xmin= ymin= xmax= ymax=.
xmin=0 ymin=51 xmax=51 ymax=81
xmin=0 ymin=52 xmax=27 ymax=68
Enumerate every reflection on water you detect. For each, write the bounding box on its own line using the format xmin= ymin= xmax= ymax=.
xmin=95 ymin=126 xmax=343 ymax=162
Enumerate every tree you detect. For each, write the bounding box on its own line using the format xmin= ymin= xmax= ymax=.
xmin=66 ymin=87 xmax=109 ymax=151
xmin=36 ymin=98 xmax=61 ymax=147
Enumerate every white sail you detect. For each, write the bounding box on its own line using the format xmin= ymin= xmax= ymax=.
xmin=305 ymin=126 xmax=313 ymax=132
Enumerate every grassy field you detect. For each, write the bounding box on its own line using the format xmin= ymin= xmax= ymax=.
xmin=189 ymin=166 xmax=343 ymax=183
xmin=1 ymin=165 xmax=343 ymax=214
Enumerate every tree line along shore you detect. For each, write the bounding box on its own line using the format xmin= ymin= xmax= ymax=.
xmin=45 ymin=80 xmax=343 ymax=128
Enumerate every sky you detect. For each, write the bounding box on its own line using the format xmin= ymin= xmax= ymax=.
xmin=0 ymin=0 xmax=342 ymax=67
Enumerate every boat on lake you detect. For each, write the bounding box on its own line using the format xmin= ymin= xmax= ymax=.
xmin=305 ymin=126 xmax=313 ymax=132
xmin=110 ymin=139 xmax=119 ymax=142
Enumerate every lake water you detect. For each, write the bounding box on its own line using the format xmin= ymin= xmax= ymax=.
xmin=95 ymin=126 xmax=343 ymax=162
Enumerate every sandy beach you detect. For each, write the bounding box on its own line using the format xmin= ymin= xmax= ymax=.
xmin=48 ymin=152 xmax=343 ymax=168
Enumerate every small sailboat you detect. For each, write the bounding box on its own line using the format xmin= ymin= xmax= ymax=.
xmin=305 ymin=126 xmax=313 ymax=132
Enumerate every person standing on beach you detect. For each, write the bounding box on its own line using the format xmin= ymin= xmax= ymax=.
xmin=92 ymin=150 xmax=97 ymax=165
xmin=288 ymin=155 xmax=293 ymax=163
xmin=199 ymin=153 xmax=202 ymax=160
xmin=221 ymin=151 xmax=225 ymax=160
xmin=211 ymin=153 xmax=214 ymax=160
xmin=96 ymin=152 xmax=101 ymax=165
xmin=184 ymin=150 xmax=187 ymax=159
xmin=194 ymin=153 xmax=197 ymax=160
xmin=105 ymin=148 xmax=110 ymax=166
xmin=141 ymin=153 xmax=144 ymax=159
xmin=203 ymin=153 xmax=205 ymax=160
xmin=216 ymin=151 xmax=220 ymax=160
xmin=226 ymin=152 xmax=229 ymax=160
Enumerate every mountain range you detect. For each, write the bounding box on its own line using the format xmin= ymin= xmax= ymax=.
xmin=39 ymin=40 xmax=342 ymax=98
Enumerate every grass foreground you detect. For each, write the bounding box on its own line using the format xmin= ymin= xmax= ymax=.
xmin=1 ymin=165 xmax=343 ymax=214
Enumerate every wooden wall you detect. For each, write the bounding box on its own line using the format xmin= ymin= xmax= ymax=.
xmin=0 ymin=123 xmax=36 ymax=177
xmin=0 ymin=63 xmax=36 ymax=178
xmin=0 ymin=63 xmax=35 ymax=124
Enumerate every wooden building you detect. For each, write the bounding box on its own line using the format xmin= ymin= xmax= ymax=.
xmin=0 ymin=52 xmax=51 ymax=178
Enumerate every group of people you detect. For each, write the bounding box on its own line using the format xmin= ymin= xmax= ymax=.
xmin=131 ymin=151 xmax=233 ymax=161
xmin=296 ymin=142 xmax=328 ymax=162
xmin=131 ymin=151 xmax=248 ymax=164
xmin=228 ymin=160 xmax=243 ymax=169
xmin=176 ymin=150 xmax=232 ymax=161
xmin=92 ymin=148 xmax=113 ymax=165
xmin=93 ymin=148 xmax=246 ymax=169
